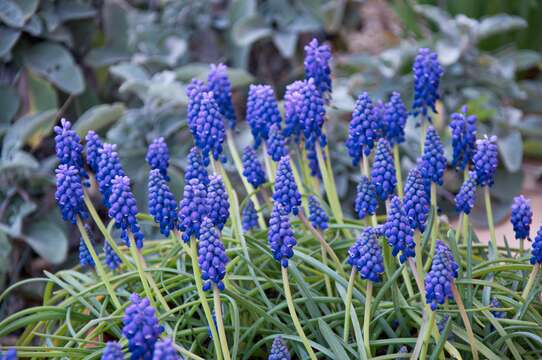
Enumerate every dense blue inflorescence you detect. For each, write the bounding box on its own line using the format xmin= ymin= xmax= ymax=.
xmin=268 ymin=336 xmax=291 ymax=360
xmin=403 ymin=166 xmax=430 ymax=232
xmin=304 ymin=38 xmax=332 ymax=100
xmin=490 ymin=298 xmax=506 ymax=319
xmin=55 ymin=165 xmax=88 ymax=224
xmin=308 ymin=195 xmax=329 ymax=231
xmin=266 ymin=124 xmax=288 ymax=162
xmin=246 ymin=84 xmax=282 ymax=148
xmin=101 ymin=341 xmax=124 ymax=360
xmin=530 ymin=225 xmax=542 ymax=265
xmin=96 ymin=143 xmax=126 ymax=208
xmin=272 ymin=156 xmax=302 ymax=216
xmin=297 ymin=78 xmax=327 ymax=149
xmin=0 ymin=349 xmax=16 ymax=360
xmin=152 ymin=338 xmax=179 ymax=360
xmin=283 ymin=80 xmax=304 ymax=143
xmin=178 ymin=178 xmax=208 ymax=242
xmin=242 ymin=146 xmax=267 ymax=189
xmin=208 ymin=63 xmax=237 ymax=129
xmin=186 ymin=79 xmax=207 ymax=137
xmin=449 ymin=106 xmax=477 ymax=171
xmin=185 ymin=147 xmax=209 ymax=186
xmin=242 ymin=200 xmax=259 ymax=232
xmin=425 ymin=240 xmax=459 ymax=310
xmin=354 ymin=176 xmax=378 ymax=220
xmin=420 ymin=126 xmax=446 ymax=185
xmin=411 ymin=48 xmax=443 ymax=120
xmin=371 ymin=139 xmax=397 ymax=200
xmin=346 ymin=92 xmax=381 ymax=165
xmin=198 ymin=217 xmax=229 ymax=291
xmin=148 ymin=169 xmax=178 ymax=237
xmin=384 ymin=196 xmax=416 ymax=263
xmin=146 ymin=137 xmax=170 ymax=181
xmin=54 ymin=118 xmax=86 ymax=176
xmin=455 ymin=172 xmax=477 ymax=215
xmin=79 ymin=224 xmax=95 ymax=268
xmin=511 ymin=195 xmax=532 ymax=241
xmin=268 ymin=203 xmax=297 ymax=268
xmin=193 ymin=92 xmax=226 ymax=165
xmin=348 ymin=228 xmax=384 ymax=282
xmin=206 ymin=175 xmax=230 ymax=230
xmin=104 ymin=241 xmax=121 ymax=270
xmin=473 ymin=135 xmax=498 ymax=187
xmin=85 ymin=130 xmax=103 ymax=173
xmin=384 ymin=92 xmax=408 ymax=145
xmin=108 ymin=176 xmax=145 ymax=248
xmin=122 ymin=293 xmax=164 ymax=360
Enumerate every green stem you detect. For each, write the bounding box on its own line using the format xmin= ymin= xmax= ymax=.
xmin=213 ymin=286 xmax=231 ymax=360
xmin=484 ymin=186 xmax=498 ymax=256
xmin=281 ymin=267 xmax=318 ymax=360
xmin=290 ymin=155 xmax=309 ymax=215
xmin=75 ymin=217 xmax=121 ymax=309
xmin=262 ymin=142 xmax=275 ymax=183
xmin=393 ymin=144 xmax=404 ymax=198
xmin=408 ymin=257 xmax=424 ymax=296
xmin=424 ymin=182 xmax=438 ymax=271
xmin=363 ymin=281 xmax=373 ymax=357
xmin=128 ymin=233 xmax=155 ymax=308
xmin=452 ymin=282 xmax=479 ymax=360
xmin=414 ymin=231 xmax=426 ymax=297
xmin=522 ymin=263 xmax=540 ymax=299
xmin=315 ymin=143 xmax=345 ymax=229
xmin=343 ymin=268 xmax=356 ymax=342
xmin=419 ymin=310 xmax=435 ymax=360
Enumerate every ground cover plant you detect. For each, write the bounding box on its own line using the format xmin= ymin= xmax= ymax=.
xmin=1 ymin=38 xmax=542 ymax=360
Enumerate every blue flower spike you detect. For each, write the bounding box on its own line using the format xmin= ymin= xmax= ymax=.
xmin=371 ymin=139 xmax=397 ymax=201
xmin=96 ymin=143 xmax=126 ymax=208
xmin=412 ymin=48 xmax=443 ymax=121
xmin=178 ymin=178 xmax=208 ymax=242
xmin=153 ymin=338 xmax=179 ymax=360
xmin=348 ymin=228 xmax=385 ymax=283
xmin=186 ymin=79 xmax=207 ymax=137
xmin=354 ymin=176 xmax=378 ymax=220
xmin=530 ymin=225 xmax=542 ymax=265
xmin=146 ymin=137 xmax=170 ymax=181
xmin=79 ymin=224 xmax=95 ymax=268
xmin=272 ymin=156 xmax=302 ymax=216
xmin=455 ymin=172 xmax=477 ymax=215
xmin=266 ymin=123 xmax=288 ymax=162
xmin=346 ymin=92 xmax=381 ymax=165
xmin=198 ymin=217 xmax=229 ymax=291
xmin=194 ymin=91 xmax=226 ymax=165
xmin=208 ymin=63 xmax=237 ymax=129
xmin=449 ymin=106 xmax=477 ymax=171
xmin=304 ymin=38 xmax=332 ymax=101
xmin=148 ymin=169 xmax=178 ymax=237
xmin=384 ymin=196 xmax=416 ymax=263
xmin=242 ymin=200 xmax=259 ymax=232
xmin=104 ymin=241 xmax=121 ymax=271
xmin=185 ymin=147 xmax=209 ymax=186
xmin=54 ymin=118 xmax=85 ymax=175
xmin=268 ymin=203 xmax=297 ymax=268
xmin=108 ymin=175 xmax=145 ymax=248
xmin=246 ymin=84 xmax=282 ymax=148
xmin=284 ymin=80 xmax=304 ymax=143
xmin=473 ymin=135 xmax=498 ymax=187
xmin=490 ymin=298 xmax=505 ymax=319
xmin=403 ymin=166 xmax=430 ymax=232
xmin=55 ymin=164 xmax=88 ymax=224
xmin=1 ymin=349 xmax=17 ymax=360
xmin=420 ymin=126 xmax=446 ymax=185
xmin=425 ymin=240 xmax=459 ymax=310
xmin=101 ymin=341 xmax=124 ymax=360
xmin=511 ymin=195 xmax=532 ymax=241
xmin=206 ymin=175 xmax=230 ymax=230
xmin=268 ymin=336 xmax=291 ymax=360
xmin=85 ymin=130 xmax=104 ymax=173
xmin=308 ymin=195 xmax=329 ymax=231
xmin=384 ymin=92 xmax=408 ymax=145
xmin=242 ymin=146 xmax=267 ymax=189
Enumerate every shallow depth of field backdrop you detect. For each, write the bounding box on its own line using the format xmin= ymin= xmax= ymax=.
xmin=1 ymin=0 xmax=542 ymax=359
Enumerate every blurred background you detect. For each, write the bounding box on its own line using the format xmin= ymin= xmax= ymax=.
xmin=0 ymin=0 xmax=541 ymax=319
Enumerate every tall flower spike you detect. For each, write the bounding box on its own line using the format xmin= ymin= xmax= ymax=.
xmin=153 ymin=339 xmax=179 ymax=360
xmin=246 ymin=84 xmax=282 ymax=148
xmin=283 ymin=80 xmax=304 ymax=143
xmin=449 ymin=106 xmax=477 ymax=171
xmin=101 ymin=341 xmax=124 ymax=360
xmin=208 ymin=63 xmax=237 ymax=129
xmin=348 ymin=228 xmax=385 ymax=282
xmin=403 ymin=166 xmax=430 ymax=232
xmin=272 ymin=156 xmax=302 ymax=215
xmin=473 ymin=135 xmax=498 ymax=187
xmin=266 ymin=124 xmax=288 ymax=162
xmin=490 ymin=298 xmax=505 ymax=319
xmin=308 ymin=195 xmax=329 ymax=231
xmin=268 ymin=203 xmax=297 ymax=267
xmin=242 ymin=146 xmax=266 ymax=189
xmin=104 ymin=241 xmax=121 ymax=270
xmin=54 ymin=118 xmax=86 ymax=175
xmin=79 ymin=224 xmax=95 ymax=268
xmin=178 ymin=178 xmax=208 ymax=242
xmin=384 ymin=92 xmax=408 ymax=145
xmin=108 ymin=176 xmax=144 ymax=248
xmin=206 ymin=175 xmax=230 ymax=230
xmin=122 ymin=293 xmax=164 ymax=360
xmin=1 ymin=349 xmax=17 ymax=360
xmin=185 ymin=147 xmax=209 ymax=186
xmin=85 ymin=130 xmax=103 ymax=173
xmin=354 ymin=176 xmax=378 ymax=220
xmin=511 ymin=195 xmax=532 ymax=241
xmin=425 ymin=240 xmax=459 ymax=310
xmin=420 ymin=126 xmax=446 ymax=185
xmin=297 ymin=78 xmax=327 ymax=148
xmin=198 ymin=217 xmax=229 ymax=291
xmin=146 ymin=137 xmax=170 ymax=181
xmin=148 ymin=169 xmax=178 ymax=237
xmin=384 ymin=196 xmax=416 ymax=263
xmin=96 ymin=143 xmax=126 ymax=208
xmin=371 ymin=139 xmax=397 ymax=200
xmin=55 ymin=165 xmax=88 ymax=224
xmin=455 ymin=172 xmax=477 ymax=215
xmin=304 ymin=38 xmax=332 ymax=100
xmin=242 ymin=200 xmax=259 ymax=232
xmin=194 ymin=91 xmax=226 ymax=165
xmin=346 ymin=92 xmax=381 ymax=165
xmin=411 ymin=48 xmax=443 ymax=120
xmin=269 ymin=336 xmax=291 ymax=360
xmin=186 ymin=79 xmax=207 ymax=137
xmin=530 ymin=225 xmax=542 ymax=264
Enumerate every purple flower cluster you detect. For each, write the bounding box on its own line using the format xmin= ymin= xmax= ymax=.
xmin=152 ymin=339 xmax=179 ymax=360
xmin=411 ymin=48 xmax=443 ymax=120
xmin=449 ymin=106 xmax=477 ymax=171
xmin=371 ymin=139 xmax=397 ymax=200
xmin=346 ymin=92 xmax=381 ymax=165
xmin=384 ymin=196 xmax=416 ymax=263
xmin=297 ymin=78 xmax=327 ymax=148
xmin=242 ymin=200 xmax=259 ymax=232
xmin=384 ymin=92 xmax=407 ymax=145
xmin=185 ymin=147 xmax=209 ymax=186
xmin=425 ymin=241 xmax=458 ymax=310
xmin=348 ymin=228 xmax=384 ymax=282
xmin=193 ymin=92 xmax=226 ymax=165
xmin=490 ymin=298 xmax=505 ymax=319
xmin=186 ymin=79 xmax=207 ymax=136
xmin=242 ymin=146 xmax=266 ymax=189
xmin=104 ymin=241 xmax=121 ymax=270
xmin=54 ymin=119 xmax=86 ymax=175
xmin=269 ymin=336 xmax=291 ymax=360
xmin=354 ymin=176 xmax=378 ymax=220
xmin=403 ymin=166 xmax=430 ymax=232
xmin=0 ymin=349 xmax=16 ymax=360
xmin=178 ymin=178 xmax=208 ymax=242
xmin=146 ymin=137 xmax=170 ymax=181
xmin=266 ymin=124 xmax=288 ymax=162
xmin=85 ymin=130 xmax=103 ymax=173
xmin=246 ymin=85 xmax=281 ymax=148
xmin=55 ymin=165 xmax=88 ymax=224
xmin=148 ymin=169 xmax=178 ymax=237
xmin=206 ymin=175 xmax=230 ymax=230
xmin=96 ymin=144 xmax=126 ymax=208
xmin=530 ymin=225 xmax=542 ymax=265
xmin=79 ymin=224 xmax=95 ymax=268
xmin=420 ymin=126 xmax=446 ymax=185
xmin=304 ymin=38 xmax=332 ymax=100
xmin=198 ymin=217 xmax=229 ymax=291
xmin=473 ymin=135 xmax=498 ymax=187
xmin=272 ymin=156 xmax=302 ymax=215
xmin=511 ymin=195 xmax=532 ymax=240
xmin=108 ymin=176 xmax=144 ymax=248
xmin=208 ymin=63 xmax=237 ymax=129
xmin=268 ymin=203 xmax=297 ymax=268
xmin=308 ymin=195 xmax=329 ymax=231
xmin=283 ymin=80 xmax=304 ymax=142
xmin=101 ymin=341 xmax=123 ymax=360
xmin=455 ymin=172 xmax=477 ymax=214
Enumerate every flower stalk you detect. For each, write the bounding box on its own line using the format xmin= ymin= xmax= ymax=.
xmin=213 ymin=286 xmax=231 ymax=360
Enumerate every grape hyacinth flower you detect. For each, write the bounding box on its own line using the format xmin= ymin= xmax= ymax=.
xmin=148 ymin=169 xmax=178 ymax=237
xmin=108 ymin=176 xmax=145 ymax=248
xmin=305 ymin=140 xmax=322 ymax=178
xmin=79 ymin=224 xmax=95 ymax=268
xmin=146 ymin=137 xmax=170 ymax=181
xmin=384 ymin=92 xmax=408 ymax=145
xmin=455 ymin=172 xmax=477 ymax=215
xmin=268 ymin=336 xmax=291 ymax=360
xmin=268 ymin=203 xmax=297 ymax=267
xmin=208 ymin=63 xmax=237 ymax=129
xmin=194 ymin=91 xmax=226 ymax=165
xmin=384 ymin=196 xmax=416 ymax=263
xmin=122 ymin=293 xmax=164 ymax=360
xmin=530 ymin=225 xmax=542 ymax=265
xmin=0 ymin=349 xmax=16 ymax=360
xmin=54 ymin=118 xmax=86 ymax=175
xmin=242 ymin=146 xmax=266 ymax=189
xmin=308 ymin=195 xmax=329 ymax=231
xmin=101 ymin=341 xmax=124 ymax=360
xmin=490 ymin=298 xmax=505 ymax=319
xmin=96 ymin=143 xmax=126 ymax=208
xmin=473 ymin=135 xmax=498 ymax=187
xmin=295 ymin=78 xmax=327 ymax=148
xmin=178 ymin=178 xmax=208 ymax=242
xmin=153 ymin=339 xmax=179 ymax=360
xmin=511 ymin=195 xmax=532 ymax=241
xmin=420 ymin=126 xmax=446 ymax=185
xmin=266 ymin=124 xmax=288 ymax=162
xmin=85 ymin=130 xmax=103 ymax=173
xmin=185 ymin=147 xmax=209 ymax=186
xmin=242 ymin=200 xmax=259 ymax=232
xmin=198 ymin=217 xmax=229 ymax=291
xmin=425 ymin=240 xmax=459 ymax=310
xmin=55 ymin=165 xmax=88 ymax=224
xmin=348 ymin=228 xmax=384 ymax=282
xmin=272 ymin=156 xmax=302 ymax=216
xmin=354 ymin=176 xmax=378 ymax=220
xmin=403 ymin=166 xmax=430 ymax=232
xmin=411 ymin=48 xmax=443 ymax=120
xmin=449 ymin=106 xmax=477 ymax=171
xmin=186 ymin=79 xmax=207 ymax=136
xmin=206 ymin=175 xmax=230 ymax=230
xmin=346 ymin=92 xmax=381 ymax=165
xmin=304 ymin=38 xmax=332 ymax=100
xmin=246 ymin=84 xmax=281 ymax=148
xmin=283 ymin=80 xmax=304 ymax=142
xmin=104 ymin=241 xmax=121 ymax=270
xmin=371 ymin=139 xmax=397 ymax=200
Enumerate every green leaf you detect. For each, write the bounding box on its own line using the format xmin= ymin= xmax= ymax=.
xmin=25 ymin=221 xmax=67 ymax=264
xmin=272 ymin=31 xmax=297 ymax=58
xmin=85 ymin=47 xmax=130 ymax=68
xmin=109 ymin=62 xmax=150 ymax=82
xmin=18 ymin=0 xmax=38 ymax=21
xmin=0 ymin=0 xmax=24 ymax=28
xmin=498 ymin=130 xmax=523 ymax=173
xmin=0 ymin=232 xmax=11 ymax=287
xmin=476 ymin=14 xmax=527 ymax=40
xmin=317 ymin=319 xmax=350 ymax=359
xmin=55 ymin=0 xmax=96 ymax=22
xmin=73 ymin=103 xmax=125 ymax=136
xmin=232 ymin=16 xmax=272 ymax=46
xmin=0 ymin=85 xmax=19 ymax=124
xmin=22 ymin=14 xmax=42 ymax=36
xmin=23 ymin=42 xmax=85 ymax=95
xmin=0 ymin=26 xmax=21 ymax=58
xmin=27 ymin=71 xmax=58 ymax=113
